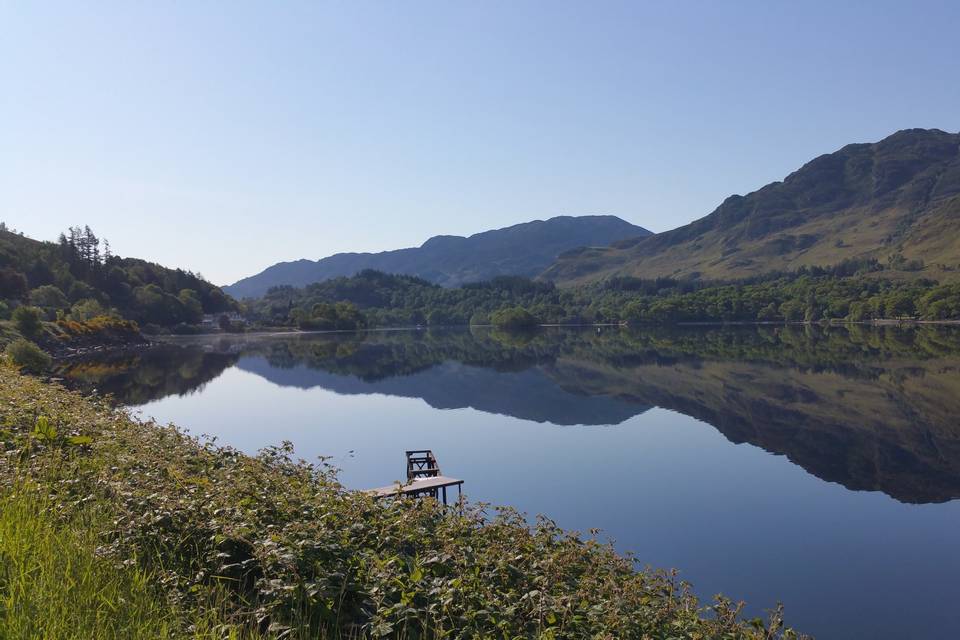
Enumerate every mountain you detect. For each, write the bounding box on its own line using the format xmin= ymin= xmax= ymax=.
xmin=225 ymin=215 xmax=651 ymax=298
xmin=543 ymin=129 xmax=960 ymax=285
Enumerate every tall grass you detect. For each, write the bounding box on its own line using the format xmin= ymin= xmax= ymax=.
xmin=0 ymin=485 xmax=377 ymax=640
xmin=0 ymin=485 xmax=280 ymax=640
xmin=0 ymin=485 xmax=185 ymax=639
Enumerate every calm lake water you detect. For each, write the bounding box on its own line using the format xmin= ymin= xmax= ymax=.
xmin=58 ymin=326 xmax=960 ymax=639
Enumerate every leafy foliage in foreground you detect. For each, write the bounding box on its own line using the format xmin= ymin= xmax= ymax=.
xmin=1 ymin=486 xmax=185 ymax=639
xmin=0 ymin=366 xmax=804 ymax=639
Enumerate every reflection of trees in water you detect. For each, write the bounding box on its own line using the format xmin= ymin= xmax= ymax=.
xmin=55 ymin=345 xmax=239 ymax=405
xmin=240 ymin=324 xmax=960 ymax=382
xmin=59 ymin=325 xmax=960 ymax=503
xmin=241 ymin=329 xmax=561 ymax=381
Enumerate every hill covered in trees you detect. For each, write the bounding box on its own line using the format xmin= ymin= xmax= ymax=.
xmin=543 ymin=129 xmax=960 ymax=285
xmin=0 ymin=225 xmax=236 ymax=328
xmin=225 ymin=215 xmax=650 ymax=298
xmin=246 ymin=266 xmax=960 ymax=328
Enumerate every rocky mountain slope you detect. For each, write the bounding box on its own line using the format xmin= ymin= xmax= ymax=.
xmin=225 ymin=215 xmax=650 ymax=298
xmin=543 ymin=129 xmax=960 ymax=285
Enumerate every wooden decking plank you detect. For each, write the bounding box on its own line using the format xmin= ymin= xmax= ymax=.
xmin=367 ymin=474 xmax=464 ymax=497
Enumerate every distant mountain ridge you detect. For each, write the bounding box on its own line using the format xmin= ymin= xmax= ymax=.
xmin=542 ymin=129 xmax=960 ymax=285
xmin=225 ymin=215 xmax=650 ymax=298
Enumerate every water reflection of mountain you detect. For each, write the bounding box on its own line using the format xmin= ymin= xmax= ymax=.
xmin=58 ymin=326 xmax=960 ymax=504
xmin=547 ymin=355 xmax=960 ymax=503
xmin=237 ymin=355 xmax=647 ymax=426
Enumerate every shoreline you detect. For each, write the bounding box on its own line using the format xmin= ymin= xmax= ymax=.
xmin=0 ymin=366 xmax=799 ymax=638
xmin=156 ymin=318 xmax=960 ymax=339
xmin=47 ymin=318 xmax=960 ymax=362
xmin=672 ymin=318 xmax=960 ymax=327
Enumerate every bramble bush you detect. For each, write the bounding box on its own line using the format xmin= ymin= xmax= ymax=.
xmin=0 ymin=366 xmax=806 ymax=639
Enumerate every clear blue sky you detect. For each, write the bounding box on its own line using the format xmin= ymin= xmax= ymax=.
xmin=2 ymin=1 xmax=958 ymax=285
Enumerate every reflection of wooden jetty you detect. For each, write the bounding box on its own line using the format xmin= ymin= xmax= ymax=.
xmin=367 ymin=450 xmax=463 ymax=504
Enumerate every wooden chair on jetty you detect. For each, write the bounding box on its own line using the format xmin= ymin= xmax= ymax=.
xmin=367 ymin=449 xmax=463 ymax=504
xmin=406 ymin=449 xmax=440 ymax=480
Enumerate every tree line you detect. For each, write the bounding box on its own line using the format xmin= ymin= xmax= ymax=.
xmin=0 ymin=225 xmax=236 ymax=329
xmin=244 ymin=267 xmax=960 ymax=329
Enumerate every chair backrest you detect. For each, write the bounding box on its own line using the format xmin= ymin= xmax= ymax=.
xmin=406 ymin=449 xmax=440 ymax=480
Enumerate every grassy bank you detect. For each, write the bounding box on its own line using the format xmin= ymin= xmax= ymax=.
xmin=0 ymin=486 xmax=241 ymax=639
xmin=0 ymin=365 xmax=804 ymax=639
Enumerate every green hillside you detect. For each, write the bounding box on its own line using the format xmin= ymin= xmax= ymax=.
xmin=542 ymin=129 xmax=960 ymax=286
xmin=0 ymin=225 xmax=236 ymax=327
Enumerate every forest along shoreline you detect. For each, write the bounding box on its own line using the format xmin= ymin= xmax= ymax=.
xmin=18 ymin=314 xmax=960 ymax=367
xmin=6 ymin=303 xmax=958 ymax=381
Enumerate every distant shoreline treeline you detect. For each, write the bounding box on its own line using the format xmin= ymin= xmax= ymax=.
xmin=242 ymin=263 xmax=960 ymax=331
xmin=4 ymin=223 xmax=960 ymax=341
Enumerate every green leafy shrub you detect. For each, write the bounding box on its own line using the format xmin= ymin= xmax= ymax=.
xmin=12 ymin=305 xmax=44 ymax=339
xmin=0 ymin=366 xmax=804 ymax=639
xmin=0 ymin=484 xmax=266 ymax=639
xmin=297 ymin=302 xmax=365 ymax=331
xmin=140 ymin=323 xmax=165 ymax=335
xmin=490 ymin=306 xmax=539 ymax=330
xmin=5 ymin=338 xmax=51 ymax=373
xmin=69 ymin=298 xmax=109 ymax=321
xmin=172 ymin=322 xmax=205 ymax=335
xmin=29 ymin=284 xmax=70 ymax=310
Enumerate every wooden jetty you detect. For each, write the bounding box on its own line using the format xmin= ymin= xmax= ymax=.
xmin=366 ymin=450 xmax=463 ymax=504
